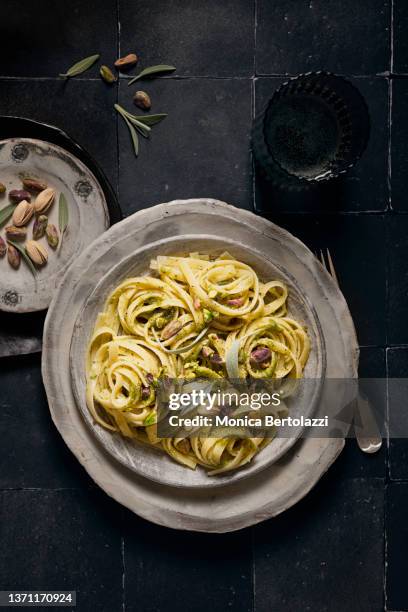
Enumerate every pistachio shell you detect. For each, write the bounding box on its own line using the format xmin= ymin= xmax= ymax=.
xmin=25 ymin=240 xmax=48 ymax=267
xmin=5 ymin=225 xmax=27 ymax=240
xmin=12 ymin=200 xmax=34 ymax=227
xmin=34 ymin=188 xmax=56 ymax=214
xmin=0 ymin=183 xmax=6 ymax=194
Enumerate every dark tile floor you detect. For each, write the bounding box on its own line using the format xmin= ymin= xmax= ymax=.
xmin=0 ymin=0 xmax=405 ymax=611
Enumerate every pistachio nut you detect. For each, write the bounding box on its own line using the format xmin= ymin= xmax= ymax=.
xmin=22 ymin=177 xmax=47 ymax=192
xmin=32 ymin=215 xmax=48 ymax=240
xmin=12 ymin=200 xmax=34 ymax=227
xmin=25 ymin=240 xmax=48 ymax=267
xmin=133 ymin=90 xmax=151 ymax=110
xmin=209 ymin=352 xmax=223 ymax=365
xmin=100 ymin=65 xmax=116 ymax=84
xmin=201 ymin=346 xmax=214 ymax=359
xmin=250 ymin=347 xmax=271 ymax=366
xmin=9 ymin=189 xmax=31 ymax=203
xmin=161 ymin=320 xmax=182 ymax=340
xmin=45 ymin=223 xmax=59 ymax=249
xmin=114 ymin=53 xmax=138 ymax=69
xmin=227 ymin=297 xmax=244 ymax=307
xmin=34 ymin=187 xmax=55 ymax=214
xmin=5 ymin=225 xmax=27 ymax=240
xmin=0 ymin=182 xmax=6 ymax=194
xmin=177 ymin=439 xmax=191 ymax=454
xmin=7 ymin=243 xmax=20 ymax=269
xmin=141 ymin=386 xmax=150 ymax=400
xmin=0 ymin=236 xmax=6 ymax=257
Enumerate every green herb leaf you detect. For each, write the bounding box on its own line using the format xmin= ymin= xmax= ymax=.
xmin=143 ymin=412 xmax=157 ymax=426
xmin=135 ymin=113 xmax=167 ymax=126
xmin=59 ymin=54 xmax=100 ymax=78
xmin=7 ymin=239 xmax=36 ymax=276
xmin=115 ymin=104 xmax=140 ymax=156
xmin=0 ymin=203 xmax=15 ymax=228
xmin=127 ymin=64 xmax=176 ymax=86
xmin=58 ymin=192 xmax=69 ymax=253
xmin=125 ymin=116 xmax=151 ymax=138
xmin=124 ymin=116 xmax=140 ymax=156
xmin=114 ymin=105 xmax=167 ymax=156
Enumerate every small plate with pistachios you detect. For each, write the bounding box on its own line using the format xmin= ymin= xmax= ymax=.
xmin=0 ymin=137 xmax=110 ymax=312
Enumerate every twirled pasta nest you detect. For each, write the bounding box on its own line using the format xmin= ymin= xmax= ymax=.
xmin=86 ymin=253 xmax=310 ymax=475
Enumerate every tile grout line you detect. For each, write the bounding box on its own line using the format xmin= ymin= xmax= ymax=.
xmin=253 ymin=0 xmax=258 ymax=77
xmin=388 ymin=0 xmax=394 ymax=212
xmin=116 ymin=4 xmax=125 ymax=612
xmin=384 ymin=481 xmax=389 ymax=611
xmin=121 ymin=536 xmax=126 ymax=612
xmin=0 ymin=74 xmax=400 ymax=82
xmin=252 ymin=0 xmax=257 ymax=214
xmin=390 ymin=0 xmax=395 ymax=75
xmin=251 ymin=527 xmax=256 ymax=612
xmin=116 ymin=0 xmax=121 ymax=205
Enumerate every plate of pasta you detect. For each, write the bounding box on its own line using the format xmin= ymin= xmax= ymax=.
xmin=43 ymin=199 xmax=358 ymax=530
xmin=69 ymin=234 xmax=325 ymax=488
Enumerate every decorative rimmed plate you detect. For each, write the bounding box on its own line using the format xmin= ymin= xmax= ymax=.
xmin=0 ymin=137 xmax=110 ymax=313
xmin=42 ymin=200 xmax=359 ymax=532
xmin=69 ymin=234 xmax=326 ymax=489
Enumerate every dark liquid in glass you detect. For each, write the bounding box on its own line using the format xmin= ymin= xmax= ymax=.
xmin=265 ymin=95 xmax=341 ymax=180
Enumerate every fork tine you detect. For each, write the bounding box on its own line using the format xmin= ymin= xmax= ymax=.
xmin=319 ymin=249 xmax=325 ymax=267
xmin=326 ymin=249 xmax=339 ymax=287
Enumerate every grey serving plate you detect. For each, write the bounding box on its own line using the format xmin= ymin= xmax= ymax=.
xmin=42 ymin=200 xmax=358 ymax=532
xmin=69 ymin=234 xmax=326 ymax=489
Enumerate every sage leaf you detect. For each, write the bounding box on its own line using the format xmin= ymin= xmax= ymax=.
xmin=135 ymin=113 xmax=167 ymax=127
xmin=58 ymin=192 xmax=69 ymax=253
xmin=7 ymin=239 xmax=36 ymax=276
xmin=0 ymin=203 xmax=15 ymax=228
xmin=115 ymin=104 xmax=140 ymax=156
xmin=127 ymin=64 xmax=176 ymax=86
xmin=124 ymin=116 xmax=140 ymax=156
xmin=59 ymin=54 xmax=100 ymax=78
xmin=125 ymin=115 xmax=151 ymax=138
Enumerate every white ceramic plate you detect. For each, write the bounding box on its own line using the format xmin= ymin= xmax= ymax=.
xmin=0 ymin=138 xmax=109 ymax=312
xmin=69 ymin=234 xmax=326 ymax=488
xmin=42 ymin=200 xmax=358 ymax=532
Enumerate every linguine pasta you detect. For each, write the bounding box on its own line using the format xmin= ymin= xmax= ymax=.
xmin=86 ymin=253 xmax=310 ymax=475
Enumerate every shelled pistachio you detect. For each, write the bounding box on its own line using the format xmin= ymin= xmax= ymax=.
xmin=9 ymin=189 xmax=31 ymax=203
xmin=46 ymin=224 xmax=59 ymax=249
xmin=32 ymin=215 xmax=48 ymax=240
xmin=0 ymin=236 xmax=6 ymax=257
xmin=5 ymin=225 xmax=27 ymax=240
xmin=22 ymin=178 xmax=47 ymax=192
xmin=7 ymin=243 xmax=20 ymax=269
xmin=114 ymin=53 xmax=138 ymax=69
